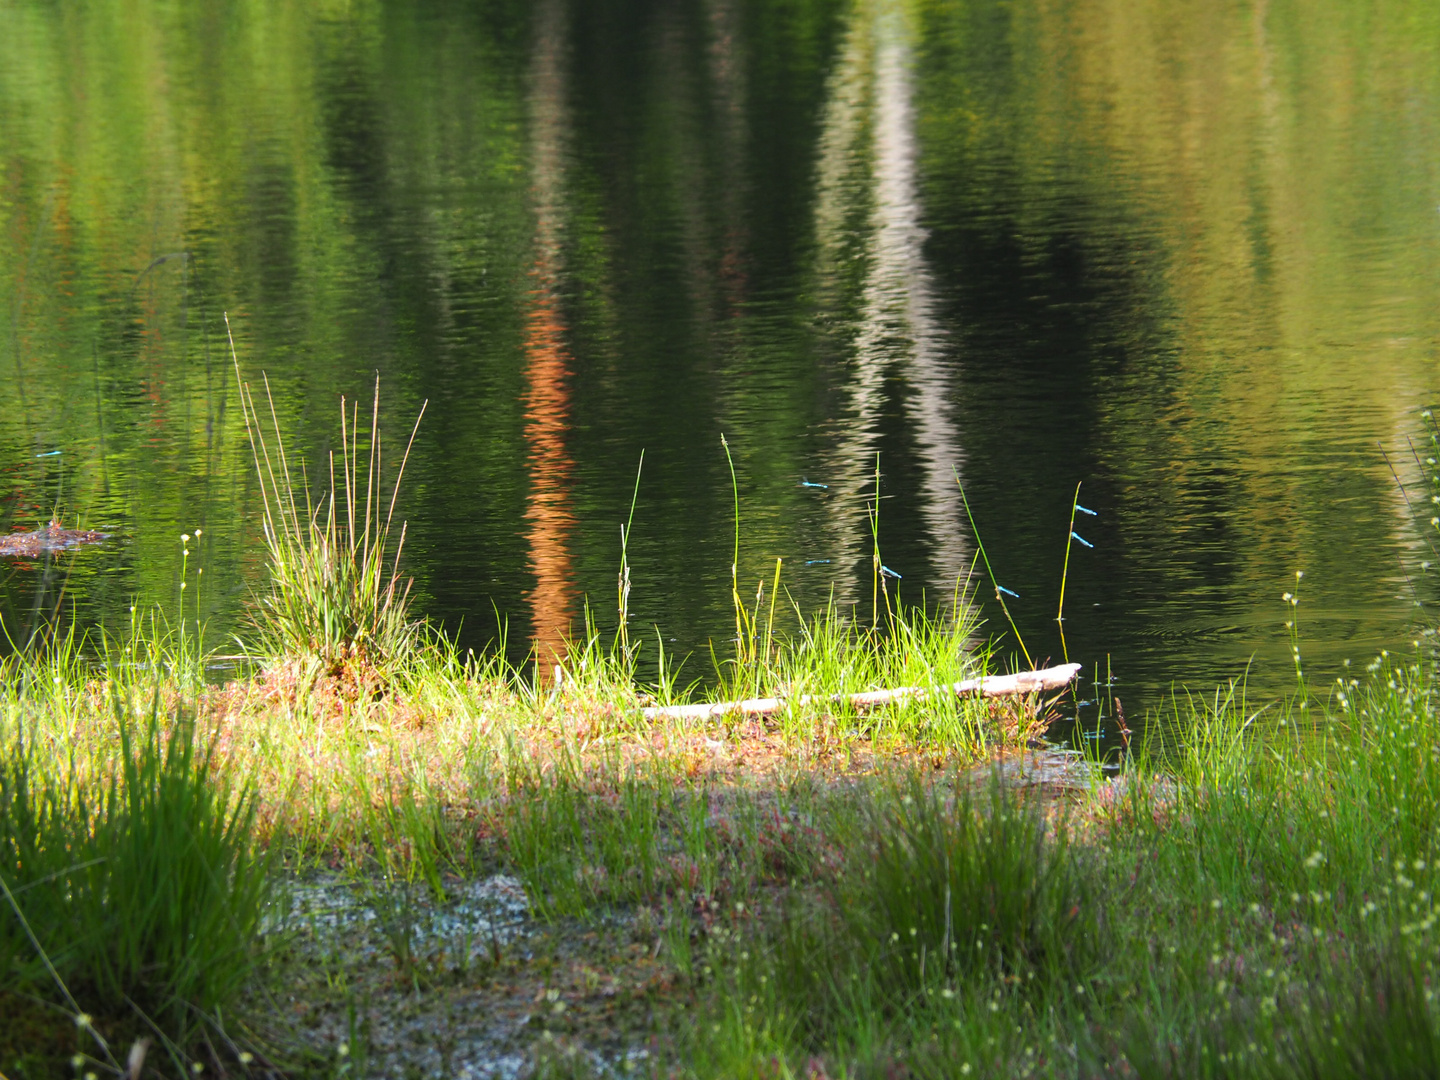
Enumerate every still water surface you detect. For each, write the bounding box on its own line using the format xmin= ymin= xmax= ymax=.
xmin=2 ymin=0 xmax=1439 ymax=738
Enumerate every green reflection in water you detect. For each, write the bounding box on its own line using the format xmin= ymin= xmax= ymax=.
xmin=1 ymin=0 xmax=1438 ymax=728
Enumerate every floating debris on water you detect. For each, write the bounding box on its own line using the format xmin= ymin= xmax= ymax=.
xmin=0 ymin=520 xmax=111 ymax=558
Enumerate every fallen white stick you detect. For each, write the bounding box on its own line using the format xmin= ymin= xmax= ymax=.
xmin=639 ymin=662 xmax=1082 ymax=722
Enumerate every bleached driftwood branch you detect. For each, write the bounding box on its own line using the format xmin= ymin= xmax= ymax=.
xmin=639 ymin=662 xmax=1082 ymax=722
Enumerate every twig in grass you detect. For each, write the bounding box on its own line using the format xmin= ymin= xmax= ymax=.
xmin=616 ymin=452 xmax=644 ymax=663
xmin=125 ymin=1038 xmax=150 ymax=1080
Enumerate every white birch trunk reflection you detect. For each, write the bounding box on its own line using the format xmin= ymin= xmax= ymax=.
xmin=812 ymin=0 xmax=969 ymax=608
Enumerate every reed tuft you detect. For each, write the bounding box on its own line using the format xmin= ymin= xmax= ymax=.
xmin=230 ymin=320 xmax=427 ymax=696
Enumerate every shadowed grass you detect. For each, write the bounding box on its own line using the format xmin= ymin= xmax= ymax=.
xmin=0 ymin=699 xmax=270 ymax=1073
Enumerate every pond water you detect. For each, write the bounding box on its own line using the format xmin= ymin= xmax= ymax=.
xmin=2 ymin=0 xmax=1438 ymax=739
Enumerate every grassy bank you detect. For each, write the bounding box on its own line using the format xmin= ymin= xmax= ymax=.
xmin=0 ymin=574 xmax=1026 ymax=1077
xmin=5 ymin=382 xmax=1440 ymax=1077
xmin=4 ymin=587 xmax=1440 ymax=1078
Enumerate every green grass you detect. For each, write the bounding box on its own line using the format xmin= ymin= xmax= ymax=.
xmin=0 ymin=560 xmax=1016 ymax=1074
xmin=231 ymin=333 xmax=429 ymax=695
xmin=684 ymin=772 xmax=1100 ymax=1074
xmin=0 ymin=696 xmax=270 ymax=1076
xmin=650 ymin=645 xmax=1440 ymax=1078
xmin=6 ymin=570 xmax=1440 ymax=1076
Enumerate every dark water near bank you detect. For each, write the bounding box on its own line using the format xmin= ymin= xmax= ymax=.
xmin=2 ymin=0 xmax=1439 ymax=740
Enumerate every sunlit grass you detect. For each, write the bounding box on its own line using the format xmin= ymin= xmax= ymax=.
xmin=231 ymin=326 xmax=429 ymax=697
xmin=6 ymin=579 xmax=1440 ymax=1076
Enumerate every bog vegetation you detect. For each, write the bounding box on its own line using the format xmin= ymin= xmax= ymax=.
xmin=3 ymin=386 xmax=1440 ymax=1079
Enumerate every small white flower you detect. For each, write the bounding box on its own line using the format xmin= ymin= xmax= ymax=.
xmin=181 ymin=533 xmax=190 ymax=542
